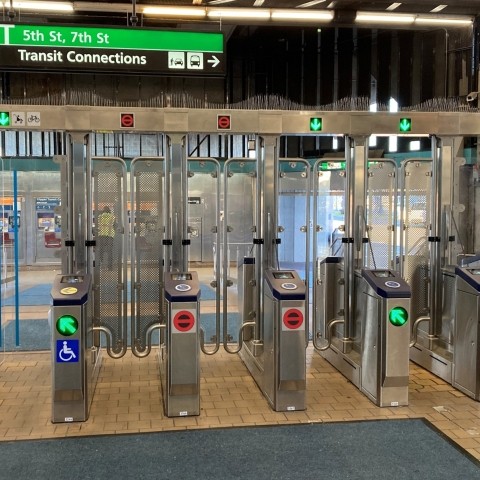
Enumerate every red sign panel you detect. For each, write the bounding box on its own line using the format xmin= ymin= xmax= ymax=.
xmin=217 ymin=114 xmax=231 ymax=130
xmin=120 ymin=113 xmax=135 ymax=128
xmin=283 ymin=308 xmax=304 ymax=330
xmin=173 ymin=310 xmax=195 ymax=332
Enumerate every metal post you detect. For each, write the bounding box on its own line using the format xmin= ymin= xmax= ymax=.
xmin=343 ymin=136 xmax=367 ymax=348
xmin=429 ymin=136 xmax=442 ymax=337
xmin=69 ymin=132 xmax=89 ymax=274
xmin=168 ymin=134 xmax=188 ymax=272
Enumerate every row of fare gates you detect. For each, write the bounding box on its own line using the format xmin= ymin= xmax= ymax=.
xmin=52 ymin=266 xmax=413 ymax=421
xmin=49 ymin=148 xmax=480 ymax=423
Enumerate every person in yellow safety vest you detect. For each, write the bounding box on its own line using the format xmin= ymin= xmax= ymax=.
xmin=97 ymin=206 xmax=116 ymax=269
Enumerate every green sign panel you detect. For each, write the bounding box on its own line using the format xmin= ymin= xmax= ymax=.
xmin=310 ymin=117 xmax=323 ymax=132
xmin=0 ymin=24 xmax=225 ymax=75
xmin=319 ymin=161 xmax=345 ymax=171
xmin=399 ymin=118 xmax=412 ymax=132
xmin=388 ymin=306 xmax=408 ymax=327
xmin=56 ymin=314 xmax=79 ymax=336
xmin=0 ymin=112 xmax=10 ymax=126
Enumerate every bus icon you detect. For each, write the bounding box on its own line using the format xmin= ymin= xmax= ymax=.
xmin=187 ymin=53 xmax=203 ymax=69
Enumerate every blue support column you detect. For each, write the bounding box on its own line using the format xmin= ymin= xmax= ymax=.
xmin=13 ymin=170 xmax=19 ymax=346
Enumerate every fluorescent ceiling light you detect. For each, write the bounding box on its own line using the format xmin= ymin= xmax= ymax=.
xmin=208 ymin=0 xmax=235 ymax=4
xmin=386 ymin=3 xmax=402 ymax=11
xmin=415 ymin=16 xmax=472 ymax=26
xmin=253 ymin=0 xmax=265 ymax=5
xmin=430 ymin=5 xmax=447 ymax=13
xmin=297 ymin=0 xmax=326 ymax=7
xmin=4 ymin=1 xmax=73 ymax=11
xmin=271 ymin=9 xmax=333 ymax=21
xmin=356 ymin=12 xmax=414 ymax=24
xmin=207 ymin=8 xmax=270 ymax=19
xmin=327 ymin=1 xmax=336 ymax=7
xmin=143 ymin=6 xmax=206 ymax=17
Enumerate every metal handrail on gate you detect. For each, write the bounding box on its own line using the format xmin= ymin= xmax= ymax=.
xmin=409 ymin=316 xmax=431 ymax=348
xmin=313 ymin=318 xmax=345 ymax=351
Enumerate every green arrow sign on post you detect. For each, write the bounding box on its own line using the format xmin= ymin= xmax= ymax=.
xmin=0 ymin=112 xmax=10 ymax=126
xmin=310 ymin=117 xmax=323 ymax=132
xmin=399 ymin=118 xmax=412 ymax=132
xmin=56 ymin=315 xmax=79 ymax=336
xmin=388 ymin=306 xmax=408 ymax=327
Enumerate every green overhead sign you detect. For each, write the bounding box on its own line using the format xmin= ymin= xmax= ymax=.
xmin=0 ymin=23 xmax=225 ymax=75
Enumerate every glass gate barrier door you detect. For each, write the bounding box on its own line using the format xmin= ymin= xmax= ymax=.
xmin=91 ymin=157 xmax=128 ymax=358
xmin=277 ymin=159 xmax=310 ymax=335
xmin=186 ymin=158 xmax=221 ymax=354
xmin=398 ymin=159 xmax=443 ymax=374
xmin=222 ymin=158 xmax=257 ymax=352
xmin=312 ymin=159 xmax=346 ymax=348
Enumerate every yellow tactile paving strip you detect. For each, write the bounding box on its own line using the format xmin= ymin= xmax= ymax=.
xmin=1 ymin=347 xmax=480 ymax=462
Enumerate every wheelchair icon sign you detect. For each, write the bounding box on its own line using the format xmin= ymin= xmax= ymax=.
xmin=56 ymin=339 xmax=79 ymax=363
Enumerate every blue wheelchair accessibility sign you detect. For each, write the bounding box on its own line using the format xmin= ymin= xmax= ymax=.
xmin=56 ymin=339 xmax=79 ymax=363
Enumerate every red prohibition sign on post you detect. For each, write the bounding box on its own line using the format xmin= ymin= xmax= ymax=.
xmin=283 ymin=308 xmax=304 ymax=330
xmin=120 ymin=113 xmax=135 ymax=128
xmin=217 ymin=114 xmax=231 ymax=130
xmin=173 ymin=310 xmax=195 ymax=332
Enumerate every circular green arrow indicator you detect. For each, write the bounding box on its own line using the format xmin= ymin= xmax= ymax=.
xmin=389 ymin=306 xmax=408 ymax=327
xmin=56 ymin=315 xmax=79 ymax=336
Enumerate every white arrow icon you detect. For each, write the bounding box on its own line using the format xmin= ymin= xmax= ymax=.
xmin=207 ymin=55 xmax=220 ymax=68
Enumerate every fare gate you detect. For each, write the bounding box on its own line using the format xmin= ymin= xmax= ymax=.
xmin=356 ymin=269 xmax=410 ymax=407
xmin=262 ymin=269 xmax=306 ymax=411
xmin=453 ymin=267 xmax=480 ymax=400
xmin=312 ymin=151 xmax=412 ymax=406
xmin=161 ymin=272 xmax=201 ymax=417
xmin=51 ymin=273 xmax=102 ymax=423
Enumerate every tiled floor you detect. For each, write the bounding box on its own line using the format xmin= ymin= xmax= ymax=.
xmin=2 ymin=347 xmax=480 ymax=462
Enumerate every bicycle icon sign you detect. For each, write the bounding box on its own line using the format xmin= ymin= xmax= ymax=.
xmin=56 ymin=339 xmax=79 ymax=363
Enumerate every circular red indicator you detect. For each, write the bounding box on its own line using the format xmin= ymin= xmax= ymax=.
xmin=120 ymin=113 xmax=135 ymax=128
xmin=173 ymin=310 xmax=195 ymax=332
xmin=217 ymin=115 xmax=231 ymax=130
xmin=283 ymin=308 xmax=303 ymax=330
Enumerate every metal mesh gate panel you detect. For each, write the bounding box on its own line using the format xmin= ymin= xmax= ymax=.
xmin=130 ymin=158 xmax=166 ymax=351
xmin=365 ymin=160 xmax=397 ymax=270
xmin=91 ymin=157 xmax=128 ymax=355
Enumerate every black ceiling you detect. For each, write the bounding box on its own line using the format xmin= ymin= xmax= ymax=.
xmin=76 ymin=1 xmax=480 ymax=16
xmin=3 ymin=1 xmax=480 ymax=28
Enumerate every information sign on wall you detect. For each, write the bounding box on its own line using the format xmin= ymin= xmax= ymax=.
xmin=0 ymin=24 xmax=225 ymax=75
